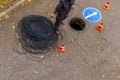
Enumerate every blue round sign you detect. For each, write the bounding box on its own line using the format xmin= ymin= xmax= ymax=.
xmin=83 ymin=7 xmax=102 ymax=23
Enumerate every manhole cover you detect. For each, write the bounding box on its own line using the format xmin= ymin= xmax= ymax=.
xmin=69 ymin=17 xmax=86 ymax=31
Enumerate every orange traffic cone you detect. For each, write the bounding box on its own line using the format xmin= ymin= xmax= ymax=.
xmin=96 ymin=22 xmax=104 ymax=31
xmin=103 ymin=1 xmax=110 ymax=10
xmin=57 ymin=43 xmax=66 ymax=53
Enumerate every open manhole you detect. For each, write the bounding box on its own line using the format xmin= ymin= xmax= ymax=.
xmin=69 ymin=17 xmax=86 ymax=31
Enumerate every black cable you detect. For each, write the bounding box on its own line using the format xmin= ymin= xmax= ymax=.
xmin=15 ymin=15 xmax=58 ymax=54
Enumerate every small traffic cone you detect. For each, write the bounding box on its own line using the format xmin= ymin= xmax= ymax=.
xmin=57 ymin=43 xmax=66 ymax=53
xmin=96 ymin=22 xmax=104 ymax=31
xmin=103 ymin=1 xmax=110 ymax=10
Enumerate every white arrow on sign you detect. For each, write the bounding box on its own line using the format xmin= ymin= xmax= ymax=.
xmin=85 ymin=12 xmax=97 ymax=19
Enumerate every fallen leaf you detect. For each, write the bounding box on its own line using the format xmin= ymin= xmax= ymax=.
xmin=0 ymin=4 xmax=3 ymax=8
xmin=34 ymin=70 xmax=38 ymax=74
xmin=40 ymin=55 xmax=44 ymax=58
xmin=18 ymin=42 xmax=22 ymax=47
xmin=4 ymin=14 xmax=10 ymax=19
xmin=49 ymin=5 xmax=52 ymax=7
xmin=12 ymin=25 xmax=16 ymax=29
xmin=101 ymin=75 xmax=105 ymax=78
xmin=112 ymin=64 xmax=116 ymax=68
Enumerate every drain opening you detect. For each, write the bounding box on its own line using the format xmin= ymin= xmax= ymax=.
xmin=69 ymin=17 xmax=86 ymax=31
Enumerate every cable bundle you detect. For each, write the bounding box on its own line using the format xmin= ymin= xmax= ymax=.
xmin=16 ymin=15 xmax=58 ymax=54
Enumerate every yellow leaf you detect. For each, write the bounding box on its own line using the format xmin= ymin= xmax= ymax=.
xmin=18 ymin=42 xmax=22 ymax=47
xmin=40 ymin=55 xmax=44 ymax=58
xmin=28 ymin=0 xmax=31 ymax=2
xmin=12 ymin=25 xmax=16 ymax=29
xmin=0 ymin=5 xmax=3 ymax=8
xmin=34 ymin=70 xmax=38 ymax=74
xmin=101 ymin=75 xmax=105 ymax=78
xmin=112 ymin=64 xmax=116 ymax=68
xmin=49 ymin=5 xmax=52 ymax=7
xmin=4 ymin=14 xmax=10 ymax=19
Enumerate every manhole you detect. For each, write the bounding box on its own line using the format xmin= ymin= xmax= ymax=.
xmin=69 ymin=17 xmax=86 ymax=31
